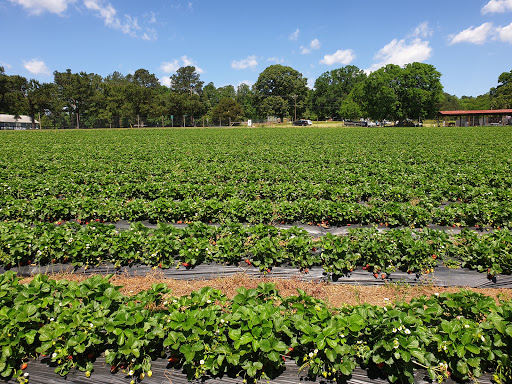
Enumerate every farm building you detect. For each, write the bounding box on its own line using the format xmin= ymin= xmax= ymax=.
xmin=0 ymin=114 xmax=39 ymax=130
xmin=438 ymin=109 xmax=512 ymax=127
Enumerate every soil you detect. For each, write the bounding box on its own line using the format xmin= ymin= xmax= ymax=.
xmin=20 ymin=271 xmax=512 ymax=308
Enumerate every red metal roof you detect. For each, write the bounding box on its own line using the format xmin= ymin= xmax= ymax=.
xmin=439 ymin=109 xmax=512 ymax=115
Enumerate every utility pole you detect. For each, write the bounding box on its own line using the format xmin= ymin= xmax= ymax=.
xmin=293 ymin=95 xmax=297 ymax=121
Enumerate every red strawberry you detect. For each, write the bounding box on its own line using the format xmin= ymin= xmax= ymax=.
xmin=87 ymin=353 xmax=94 ymax=360
xmin=245 ymin=259 xmax=251 ymax=265
xmin=377 ymin=362 xmax=385 ymax=369
xmin=182 ymin=262 xmax=190 ymax=267
xmin=381 ymin=274 xmax=386 ymax=279
xmin=374 ymin=273 xmax=379 ymax=278
xmin=21 ymin=363 xmax=28 ymax=370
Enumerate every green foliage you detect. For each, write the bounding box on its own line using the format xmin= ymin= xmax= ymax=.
xmin=1 ymin=221 xmax=511 ymax=278
xmin=312 ymin=65 xmax=367 ymax=120
xmin=363 ymin=62 xmax=443 ymax=122
xmin=253 ymin=64 xmax=308 ymax=120
xmin=211 ymin=98 xmax=244 ymax=124
xmin=0 ymin=274 xmax=511 ymax=383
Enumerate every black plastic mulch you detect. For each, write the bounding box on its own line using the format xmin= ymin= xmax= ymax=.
xmin=5 ymin=356 xmax=493 ymax=384
xmin=4 ymin=263 xmax=512 ymax=288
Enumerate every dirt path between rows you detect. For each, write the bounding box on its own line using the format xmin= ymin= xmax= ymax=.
xmin=21 ymin=271 xmax=512 ymax=307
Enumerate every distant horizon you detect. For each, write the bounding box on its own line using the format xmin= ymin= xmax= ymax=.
xmin=2 ymin=0 xmax=512 ymax=98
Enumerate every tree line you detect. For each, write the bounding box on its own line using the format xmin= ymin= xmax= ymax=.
xmin=1 ymin=63 xmax=511 ymax=129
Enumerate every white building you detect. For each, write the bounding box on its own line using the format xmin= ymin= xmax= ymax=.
xmin=0 ymin=114 xmax=40 ymax=130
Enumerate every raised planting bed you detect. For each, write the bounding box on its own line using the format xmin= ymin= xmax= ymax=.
xmin=1 ymin=221 xmax=511 ymax=284
xmin=1 ymin=272 xmax=510 ymax=384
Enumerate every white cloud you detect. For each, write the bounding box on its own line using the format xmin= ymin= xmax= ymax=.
xmin=366 ymin=38 xmax=431 ymax=72
xmin=449 ymin=22 xmax=494 ymax=45
xmin=231 ymin=55 xmax=258 ymax=70
xmin=161 ymin=56 xmax=203 ymax=74
xmin=23 ymin=59 xmax=51 ymax=76
xmin=161 ymin=60 xmax=180 ymax=73
xmin=413 ymin=22 xmax=432 ymax=38
xmin=267 ymin=57 xmax=284 ymax=64
xmin=181 ymin=55 xmax=203 ymax=73
xmin=300 ymin=38 xmax=321 ymax=55
xmin=482 ymin=0 xmax=512 ymax=13
xmin=496 ymin=22 xmax=512 ymax=42
xmin=84 ymin=0 xmax=144 ymax=37
xmin=159 ymin=76 xmax=172 ymax=87
xmin=8 ymin=0 xmax=75 ymax=15
xmin=320 ymin=49 xmax=355 ymax=65
xmin=289 ymin=28 xmax=299 ymax=41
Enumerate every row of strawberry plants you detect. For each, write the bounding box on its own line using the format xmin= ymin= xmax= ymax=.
xmin=2 ymin=171 xmax=511 ymax=206
xmin=1 ymin=272 xmax=511 ymax=384
xmin=2 ymin=195 xmax=512 ymax=227
xmin=1 ymin=127 xmax=512 ymax=229
xmin=1 ymin=221 xmax=511 ymax=277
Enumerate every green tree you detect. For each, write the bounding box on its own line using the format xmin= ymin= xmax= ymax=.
xmin=312 ymin=65 xmax=366 ymax=120
xmin=218 ymin=85 xmax=236 ymax=100
xmin=211 ymin=98 xmax=244 ymax=125
xmin=203 ymin=82 xmax=220 ymax=111
xmin=460 ymin=94 xmax=491 ymax=110
xmin=363 ymin=64 xmax=403 ymax=122
xmin=362 ymin=63 xmax=443 ymax=123
xmin=170 ymin=66 xmax=204 ymax=94
xmin=253 ymin=64 xmax=308 ymax=121
xmin=236 ymin=83 xmax=257 ymax=120
xmin=0 ymin=70 xmax=28 ymax=117
xmin=439 ymin=93 xmax=462 ymax=111
xmin=125 ymin=68 xmax=160 ymax=127
xmin=491 ymin=69 xmax=512 ymax=108
xmin=53 ymin=70 xmax=101 ymax=129
xmin=401 ymin=62 xmax=443 ymax=122
xmin=258 ymin=96 xmax=288 ymax=121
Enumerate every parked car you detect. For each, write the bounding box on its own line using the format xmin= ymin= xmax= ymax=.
xmin=292 ymin=119 xmax=312 ymax=126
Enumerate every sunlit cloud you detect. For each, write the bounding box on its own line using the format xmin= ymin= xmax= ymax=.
xmin=289 ymin=28 xmax=299 ymax=41
xmin=232 ymin=56 xmax=258 ymax=70
xmin=23 ymin=59 xmax=51 ymax=76
xmin=300 ymin=38 xmax=321 ymax=55
xmin=482 ymin=0 xmax=512 ymax=13
xmin=8 ymin=0 xmax=76 ymax=15
xmin=449 ymin=22 xmax=495 ymax=45
xmin=320 ymin=49 xmax=355 ymax=65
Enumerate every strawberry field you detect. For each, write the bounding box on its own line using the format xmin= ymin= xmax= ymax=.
xmin=1 ymin=125 xmax=512 ymax=383
xmin=0 ymin=126 xmax=511 ymax=228
xmin=1 ymin=126 xmax=512 ymax=278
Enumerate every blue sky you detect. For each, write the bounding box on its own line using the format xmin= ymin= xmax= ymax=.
xmin=1 ymin=0 xmax=512 ymax=97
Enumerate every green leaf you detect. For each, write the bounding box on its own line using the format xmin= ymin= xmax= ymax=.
xmin=457 ymin=360 xmax=469 ymax=375
xmin=347 ymin=314 xmax=364 ymax=332
xmin=228 ymin=328 xmax=241 ymax=341
xmin=325 ymin=348 xmax=336 ymax=362
xmin=259 ymin=339 xmax=271 ymax=352
xmin=339 ymin=360 xmax=354 ymax=376
xmin=465 ymin=344 xmax=480 ymax=354
xmin=239 ymin=332 xmax=253 ymax=345
xmin=268 ymin=350 xmax=280 ymax=362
